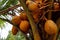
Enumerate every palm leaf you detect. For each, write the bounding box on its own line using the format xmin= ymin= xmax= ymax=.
xmin=0 ymin=0 xmax=18 ymax=10
xmin=0 ymin=19 xmax=6 ymax=28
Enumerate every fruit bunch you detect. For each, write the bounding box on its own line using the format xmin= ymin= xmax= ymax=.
xmin=12 ymin=11 xmax=30 ymax=34
xmin=11 ymin=0 xmax=60 ymax=40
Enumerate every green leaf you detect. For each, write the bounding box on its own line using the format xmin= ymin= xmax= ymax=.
xmin=0 ymin=0 xmax=8 ymax=10
xmin=10 ymin=0 xmax=18 ymax=5
xmin=0 ymin=0 xmax=18 ymax=10
xmin=6 ymin=31 xmax=27 ymax=40
xmin=0 ymin=19 xmax=5 ymax=28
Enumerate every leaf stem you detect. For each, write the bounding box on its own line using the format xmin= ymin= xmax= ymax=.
xmin=0 ymin=4 xmax=20 ymax=15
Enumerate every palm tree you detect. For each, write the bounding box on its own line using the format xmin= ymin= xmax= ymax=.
xmin=0 ymin=0 xmax=60 ymax=40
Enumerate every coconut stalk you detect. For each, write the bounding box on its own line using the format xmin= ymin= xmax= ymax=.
xmin=48 ymin=0 xmax=54 ymax=20
xmin=19 ymin=0 xmax=41 ymax=40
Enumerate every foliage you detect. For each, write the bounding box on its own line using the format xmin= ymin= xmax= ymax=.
xmin=6 ymin=31 xmax=27 ymax=40
xmin=0 ymin=19 xmax=5 ymax=28
xmin=0 ymin=0 xmax=18 ymax=28
xmin=0 ymin=0 xmax=18 ymax=10
xmin=6 ymin=31 xmax=15 ymax=40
